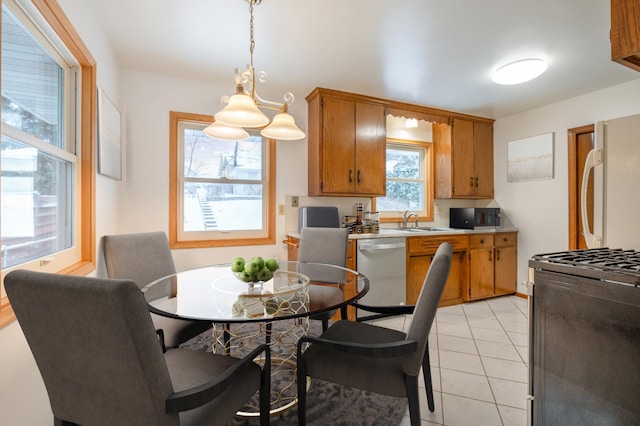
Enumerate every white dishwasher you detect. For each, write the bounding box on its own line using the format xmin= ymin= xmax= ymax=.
xmin=356 ymin=237 xmax=406 ymax=319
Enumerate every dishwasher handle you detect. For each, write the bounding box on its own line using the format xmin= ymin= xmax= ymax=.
xmin=358 ymin=242 xmax=406 ymax=252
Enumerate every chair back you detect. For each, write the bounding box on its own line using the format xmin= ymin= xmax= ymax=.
xmin=103 ymin=231 xmax=176 ymax=289
xmin=5 ymin=270 xmax=177 ymax=426
xmin=297 ymin=227 xmax=349 ymax=283
xmin=402 ymin=242 xmax=452 ymax=375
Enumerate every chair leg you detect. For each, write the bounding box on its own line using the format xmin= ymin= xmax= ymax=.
xmin=405 ymin=374 xmax=421 ymax=426
xmin=422 ymin=343 xmax=435 ymax=412
xmin=340 ymin=305 xmax=348 ymax=320
xmin=259 ymin=346 xmax=271 ymax=426
xmin=297 ymin=357 xmax=307 ymax=425
xmin=321 ymin=318 xmax=329 ymax=332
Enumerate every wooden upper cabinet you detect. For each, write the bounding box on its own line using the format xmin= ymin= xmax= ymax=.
xmin=611 ymin=0 xmax=640 ymax=72
xmin=307 ymin=88 xmax=386 ymax=196
xmin=434 ymin=117 xmax=494 ymax=199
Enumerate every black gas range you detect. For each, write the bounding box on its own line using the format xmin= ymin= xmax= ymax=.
xmin=528 ymin=247 xmax=640 ymax=425
xmin=529 ymin=247 xmax=640 ymax=287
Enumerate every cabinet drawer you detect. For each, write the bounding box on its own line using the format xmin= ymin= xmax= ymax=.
xmin=494 ymin=232 xmax=517 ymax=247
xmin=470 ymin=234 xmax=494 ymax=248
xmin=408 ymin=235 xmax=468 ymax=254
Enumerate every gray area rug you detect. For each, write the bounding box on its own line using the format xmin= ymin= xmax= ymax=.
xmin=179 ymin=320 xmax=408 ymax=425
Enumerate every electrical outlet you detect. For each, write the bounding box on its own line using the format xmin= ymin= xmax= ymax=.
xmin=435 ymin=205 xmax=443 ymax=214
xmin=292 ymin=196 xmax=299 ymax=207
xmin=278 ymin=204 xmax=285 ymax=215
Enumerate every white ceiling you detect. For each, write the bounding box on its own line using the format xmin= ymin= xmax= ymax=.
xmin=84 ymin=0 xmax=640 ymax=119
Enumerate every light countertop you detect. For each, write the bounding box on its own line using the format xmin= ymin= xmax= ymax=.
xmin=287 ymin=227 xmax=518 ymax=240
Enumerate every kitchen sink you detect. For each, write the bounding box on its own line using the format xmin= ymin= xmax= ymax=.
xmin=398 ymin=227 xmax=455 ymax=232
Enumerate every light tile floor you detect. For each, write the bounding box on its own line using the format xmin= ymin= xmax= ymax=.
xmin=368 ymin=295 xmax=529 ymax=426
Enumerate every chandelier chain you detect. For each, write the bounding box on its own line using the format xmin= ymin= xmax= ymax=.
xmin=248 ymin=0 xmax=255 ymax=66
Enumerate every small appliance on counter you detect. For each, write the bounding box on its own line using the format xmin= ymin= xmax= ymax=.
xmin=297 ymin=206 xmax=340 ymax=231
xmin=449 ymin=207 xmax=500 ymax=229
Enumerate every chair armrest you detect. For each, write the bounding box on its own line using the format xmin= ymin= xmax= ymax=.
xmin=165 ymin=343 xmax=270 ymax=413
xmin=298 ymin=335 xmax=417 ymax=359
xmin=352 ymin=303 xmax=415 ymax=316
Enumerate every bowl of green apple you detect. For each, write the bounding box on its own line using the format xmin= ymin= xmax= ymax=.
xmin=231 ymin=256 xmax=279 ymax=284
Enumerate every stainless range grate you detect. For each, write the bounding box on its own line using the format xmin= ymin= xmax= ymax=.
xmin=529 ymin=248 xmax=640 ymax=286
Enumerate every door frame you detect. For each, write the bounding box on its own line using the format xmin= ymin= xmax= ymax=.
xmin=567 ymin=124 xmax=594 ymax=250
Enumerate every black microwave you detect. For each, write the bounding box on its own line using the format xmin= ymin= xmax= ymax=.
xmin=449 ymin=208 xmax=501 ymax=229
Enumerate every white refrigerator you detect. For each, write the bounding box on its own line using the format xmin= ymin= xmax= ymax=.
xmin=582 ymin=113 xmax=640 ymax=249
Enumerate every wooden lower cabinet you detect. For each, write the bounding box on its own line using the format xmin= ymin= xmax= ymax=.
xmin=466 ymin=232 xmax=518 ymax=301
xmin=406 ymin=235 xmax=469 ymax=307
xmin=286 ymin=231 xmax=517 ymax=314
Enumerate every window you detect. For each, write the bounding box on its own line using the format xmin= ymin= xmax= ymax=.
xmin=1 ymin=0 xmax=96 ymax=327
xmin=169 ymin=111 xmax=275 ymax=248
xmin=375 ymin=138 xmax=434 ymax=221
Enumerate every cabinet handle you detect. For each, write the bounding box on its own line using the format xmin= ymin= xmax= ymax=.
xmin=357 ymin=169 xmax=362 ymax=183
xmin=496 ymin=249 xmax=500 ymax=261
xmin=489 ymin=251 xmax=493 ymax=262
xmin=470 ymin=177 xmax=474 ymax=187
xmin=475 ymin=177 xmax=479 ymax=187
xmin=349 ymin=169 xmax=353 ymax=182
xmin=480 ymin=239 xmax=484 ymax=244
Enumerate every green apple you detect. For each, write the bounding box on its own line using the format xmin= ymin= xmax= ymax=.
xmin=257 ymin=267 xmax=273 ymax=282
xmin=265 ymin=257 xmax=279 ymax=272
xmin=244 ymin=261 xmax=260 ymax=275
xmin=250 ymin=256 xmax=265 ymax=270
xmin=238 ymin=270 xmax=253 ymax=282
xmin=231 ymin=257 xmax=245 ymax=272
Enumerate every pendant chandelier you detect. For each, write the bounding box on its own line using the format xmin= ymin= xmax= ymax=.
xmin=204 ymin=0 xmax=305 ymax=141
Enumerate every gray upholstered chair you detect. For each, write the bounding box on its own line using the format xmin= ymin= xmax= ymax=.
xmin=102 ymin=231 xmax=212 ymax=348
xmin=296 ymin=242 xmax=453 ymax=426
xmin=297 ymin=227 xmax=349 ymax=331
xmin=5 ymin=270 xmax=270 ymax=426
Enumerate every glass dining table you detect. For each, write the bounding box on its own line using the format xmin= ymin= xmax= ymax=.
xmin=142 ymin=260 xmax=369 ymax=415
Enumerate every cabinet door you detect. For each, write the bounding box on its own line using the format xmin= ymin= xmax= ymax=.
xmin=407 ymin=252 xmax=465 ymax=307
xmin=407 ymin=254 xmax=430 ymax=304
xmin=495 ymin=245 xmax=517 ymax=295
xmin=473 ymin=123 xmax=493 ymax=198
xmin=321 ymin=96 xmax=356 ymax=194
xmin=474 ymin=122 xmax=494 ymax=197
xmin=469 ymin=247 xmax=494 ymax=299
xmin=355 ymin=102 xmax=386 ymax=195
xmin=441 ymin=251 xmax=465 ymax=306
xmin=452 ymin=118 xmax=475 ymax=197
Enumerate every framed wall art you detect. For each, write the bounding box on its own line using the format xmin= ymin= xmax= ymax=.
xmin=97 ymin=88 xmax=122 ymax=180
xmin=507 ymin=132 xmax=554 ymax=182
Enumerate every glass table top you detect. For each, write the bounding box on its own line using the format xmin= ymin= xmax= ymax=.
xmin=142 ymin=260 xmax=369 ymax=323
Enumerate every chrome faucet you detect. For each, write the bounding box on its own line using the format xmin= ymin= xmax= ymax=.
xmin=402 ymin=210 xmax=418 ymax=229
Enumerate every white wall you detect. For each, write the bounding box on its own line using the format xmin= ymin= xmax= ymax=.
xmin=493 ymin=78 xmax=640 ymax=294
xmin=0 ymin=1 xmax=123 ymax=424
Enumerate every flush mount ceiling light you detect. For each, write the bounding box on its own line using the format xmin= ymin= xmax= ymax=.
xmin=206 ymin=0 xmax=305 ymax=141
xmin=492 ymin=58 xmax=548 ymax=85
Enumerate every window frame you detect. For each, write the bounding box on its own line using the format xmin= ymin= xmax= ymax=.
xmin=374 ymin=137 xmax=434 ymax=223
xmin=169 ymin=111 xmax=276 ymax=249
xmin=0 ymin=0 xmax=96 ymax=328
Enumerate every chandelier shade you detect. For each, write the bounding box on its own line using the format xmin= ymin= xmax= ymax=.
xmin=261 ymin=110 xmax=306 ymax=140
xmin=214 ymin=90 xmax=270 ymax=128
xmin=203 ymin=121 xmax=249 ymax=141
